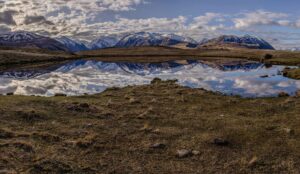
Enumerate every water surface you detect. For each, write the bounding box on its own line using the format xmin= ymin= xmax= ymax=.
xmin=0 ymin=60 xmax=299 ymax=97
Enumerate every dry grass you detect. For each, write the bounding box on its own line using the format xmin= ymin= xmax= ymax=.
xmin=0 ymin=80 xmax=300 ymax=173
xmin=283 ymin=68 xmax=300 ymax=79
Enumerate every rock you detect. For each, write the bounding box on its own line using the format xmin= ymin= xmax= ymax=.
xmin=176 ymin=149 xmax=192 ymax=158
xmin=192 ymin=150 xmax=200 ymax=155
xmin=212 ymin=138 xmax=229 ymax=146
xmin=151 ymin=98 xmax=157 ymax=103
xmin=283 ymin=128 xmax=295 ymax=135
xmin=248 ymin=156 xmax=258 ymax=167
xmin=278 ymin=92 xmax=289 ymax=97
xmin=129 ymin=97 xmax=140 ymax=104
xmin=6 ymin=92 xmax=14 ymax=96
xmin=150 ymin=143 xmax=166 ymax=149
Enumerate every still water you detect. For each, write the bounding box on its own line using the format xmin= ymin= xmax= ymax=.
xmin=0 ymin=60 xmax=299 ymax=97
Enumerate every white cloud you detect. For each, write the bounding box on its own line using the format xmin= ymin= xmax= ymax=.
xmin=1 ymin=1 xmax=300 ymax=49
xmin=233 ymin=10 xmax=289 ymax=29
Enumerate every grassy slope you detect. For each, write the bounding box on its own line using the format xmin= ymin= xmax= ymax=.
xmin=1 ymin=80 xmax=300 ymax=173
xmin=0 ymin=47 xmax=75 ymax=71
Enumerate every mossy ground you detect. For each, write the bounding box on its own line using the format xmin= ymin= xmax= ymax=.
xmin=0 ymin=80 xmax=300 ymax=173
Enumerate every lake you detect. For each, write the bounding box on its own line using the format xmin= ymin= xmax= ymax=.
xmin=0 ymin=60 xmax=299 ymax=97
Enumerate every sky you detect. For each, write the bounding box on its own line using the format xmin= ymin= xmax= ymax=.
xmin=0 ymin=0 xmax=300 ymax=49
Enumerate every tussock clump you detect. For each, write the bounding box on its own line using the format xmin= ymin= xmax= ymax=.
xmin=54 ymin=93 xmax=67 ymax=97
xmin=151 ymin=78 xmax=162 ymax=84
xmin=17 ymin=110 xmax=45 ymax=123
xmin=106 ymin=87 xmax=120 ymax=91
xmin=30 ymin=160 xmax=73 ymax=174
xmin=75 ymin=134 xmax=97 ymax=148
xmin=66 ymin=102 xmax=98 ymax=113
xmin=278 ymin=92 xmax=289 ymax=97
xmin=31 ymin=132 xmax=61 ymax=143
xmin=5 ymin=141 xmax=35 ymax=153
xmin=0 ymin=128 xmax=15 ymax=139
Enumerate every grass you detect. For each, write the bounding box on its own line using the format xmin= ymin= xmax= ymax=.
xmin=0 ymin=80 xmax=300 ymax=173
xmin=283 ymin=68 xmax=300 ymax=79
xmin=2 ymin=46 xmax=300 ymax=72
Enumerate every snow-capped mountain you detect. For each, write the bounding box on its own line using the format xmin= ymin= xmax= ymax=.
xmin=0 ymin=31 xmax=68 ymax=51
xmin=56 ymin=36 xmax=89 ymax=52
xmin=199 ymin=35 xmax=274 ymax=50
xmin=89 ymin=36 xmax=119 ymax=50
xmin=115 ymin=32 xmax=198 ymax=48
xmin=163 ymin=33 xmax=198 ymax=45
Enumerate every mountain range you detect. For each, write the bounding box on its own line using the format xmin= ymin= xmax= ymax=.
xmin=0 ymin=31 xmax=68 ymax=51
xmin=199 ymin=35 xmax=274 ymax=50
xmin=0 ymin=31 xmax=275 ymax=52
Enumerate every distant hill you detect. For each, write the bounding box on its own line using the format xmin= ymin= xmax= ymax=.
xmin=88 ymin=36 xmax=119 ymax=50
xmin=198 ymin=35 xmax=274 ymax=50
xmin=56 ymin=36 xmax=89 ymax=52
xmin=0 ymin=31 xmax=68 ymax=51
xmin=0 ymin=31 xmax=276 ymax=52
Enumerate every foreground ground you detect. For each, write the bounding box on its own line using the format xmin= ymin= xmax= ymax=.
xmin=0 ymin=80 xmax=299 ymax=173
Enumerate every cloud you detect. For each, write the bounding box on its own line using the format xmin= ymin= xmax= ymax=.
xmin=233 ymin=10 xmax=290 ymax=29
xmin=23 ymin=16 xmax=54 ymax=25
xmin=1 ymin=1 xmax=300 ymax=49
xmin=0 ymin=10 xmax=17 ymax=25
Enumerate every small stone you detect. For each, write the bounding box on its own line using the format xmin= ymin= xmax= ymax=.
xmin=150 ymin=143 xmax=166 ymax=149
xmin=248 ymin=156 xmax=258 ymax=167
xmin=86 ymin=123 xmax=93 ymax=127
xmin=283 ymin=128 xmax=295 ymax=135
xmin=176 ymin=149 xmax=192 ymax=158
xmin=212 ymin=138 xmax=229 ymax=146
xmin=129 ymin=97 xmax=140 ymax=104
xmin=192 ymin=150 xmax=200 ymax=155
xmin=153 ymin=129 xmax=160 ymax=134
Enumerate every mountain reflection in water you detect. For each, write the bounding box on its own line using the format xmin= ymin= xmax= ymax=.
xmin=0 ymin=60 xmax=299 ymax=97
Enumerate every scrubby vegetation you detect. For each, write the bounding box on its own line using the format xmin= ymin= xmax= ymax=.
xmin=283 ymin=67 xmax=300 ymax=80
xmin=0 ymin=80 xmax=300 ymax=173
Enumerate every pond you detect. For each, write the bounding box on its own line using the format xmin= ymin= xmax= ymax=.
xmin=0 ymin=60 xmax=299 ymax=97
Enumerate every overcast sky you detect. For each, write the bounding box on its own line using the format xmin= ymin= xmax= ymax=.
xmin=1 ymin=0 xmax=300 ymax=49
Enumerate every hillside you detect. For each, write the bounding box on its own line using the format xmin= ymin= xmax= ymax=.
xmin=199 ymin=35 xmax=274 ymax=50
